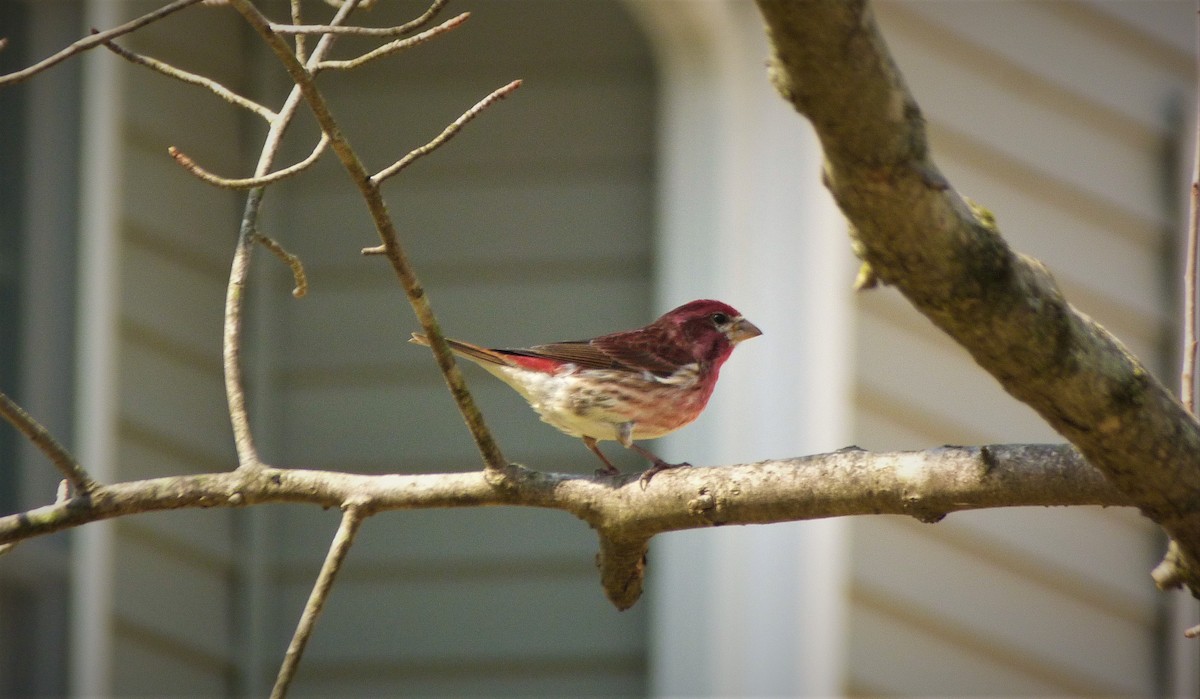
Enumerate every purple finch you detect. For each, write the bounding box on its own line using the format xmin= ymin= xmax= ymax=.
xmin=410 ymin=299 xmax=761 ymax=482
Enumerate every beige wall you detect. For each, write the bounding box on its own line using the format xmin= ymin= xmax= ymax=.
xmin=68 ymin=0 xmax=1196 ymax=696
xmin=847 ymin=2 xmax=1193 ymax=694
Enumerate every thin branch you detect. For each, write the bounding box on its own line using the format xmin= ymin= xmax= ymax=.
xmin=372 ymin=79 xmax=522 ymax=185
xmin=0 ymin=444 xmax=1126 ymax=609
xmin=273 ymin=21 xmax=449 ymax=37
xmin=290 ymin=0 xmax=307 ymax=64
xmin=254 ymin=233 xmax=309 ymax=298
xmin=311 ymin=13 xmax=469 ymax=71
xmin=0 ymin=391 xmax=97 ymax=495
xmin=100 ymin=38 xmax=277 ymax=122
xmin=223 ymin=0 xmax=364 ymax=472
xmin=228 ymin=0 xmax=509 ymax=473
xmin=271 ymin=505 xmax=366 ymax=699
xmin=0 ymin=0 xmax=205 ymax=86
xmin=168 ymin=133 xmax=329 ymax=189
xmin=1183 ymin=16 xmax=1200 ymax=414
xmin=275 ymin=0 xmax=450 ymax=37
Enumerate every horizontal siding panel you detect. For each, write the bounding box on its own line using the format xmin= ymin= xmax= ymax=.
xmin=878 ymin=2 xmax=1192 ymax=134
xmin=273 ymin=176 xmax=654 ymax=272
xmin=847 ymin=591 xmax=1088 ymax=695
xmin=123 ymin=0 xmax=251 ymax=89
xmin=117 ymin=337 xmax=234 ymax=469
xmin=279 ymin=381 xmax=474 ymax=466
xmin=335 ymin=0 xmax=655 ymax=73
xmin=111 ymin=532 xmax=233 ymax=665
xmin=292 ymin=658 xmax=642 ymax=698
xmin=939 ymin=508 xmax=1160 ymax=613
xmin=853 ymin=384 xmax=989 ymax=447
xmin=120 ymin=241 xmax=226 ymax=358
xmin=1086 ymin=0 xmax=1197 ymax=56
xmin=936 ymin=146 xmax=1167 ymax=331
xmin=275 ymin=505 xmax=608 ymax=565
xmin=859 ymin=273 xmax=1165 ymax=389
xmin=326 ymin=75 xmax=654 ymax=173
xmin=112 ymin=627 xmax=230 ymax=697
xmin=275 ymin=575 xmax=645 ymax=664
xmin=279 ymin=276 xmax=651 ymax=375
xmin=877 ymin=4 xmax=1168 ymax=227
xmin=851 ymin=518 xmax=1154 ymax=694
xmin=278 ymin=379 xmax=635 ymax=471
xmin=122 ymin=144 xmax=240 ymax=269
xmin=852 ymin=386 xmax=983 ymax=450
xmin=121 ymin=67 xmax=247 ymax=177
xmin=854 ymin=301 xmax=1061 ymax=442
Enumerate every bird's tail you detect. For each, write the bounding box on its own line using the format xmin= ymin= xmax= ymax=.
xmin=409 ymin=332 xmax=511 ymax=367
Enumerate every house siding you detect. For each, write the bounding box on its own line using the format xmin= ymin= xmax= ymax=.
xmin=847 ymin=2 xmax=1192 ymax=694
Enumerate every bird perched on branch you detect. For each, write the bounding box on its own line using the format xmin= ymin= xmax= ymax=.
xmin=410 ymin=299 xmax=761 ymax=484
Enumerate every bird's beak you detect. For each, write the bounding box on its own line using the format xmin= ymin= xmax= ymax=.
xmin=727 ymin=316 xmax=762 ymax=344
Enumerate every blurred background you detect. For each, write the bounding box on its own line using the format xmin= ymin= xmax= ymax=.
xmin=0 ymin=0 xmax=1196 ymax=695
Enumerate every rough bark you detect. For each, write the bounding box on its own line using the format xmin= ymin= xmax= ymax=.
xmin=754 ymin=0 xmax=1200 ymax=593
xmin=0 ymin=444 xmax=1124 ymax=608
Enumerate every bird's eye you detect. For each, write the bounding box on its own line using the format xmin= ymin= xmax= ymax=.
xmin=711 ymin=312 xmax=730 ymax=325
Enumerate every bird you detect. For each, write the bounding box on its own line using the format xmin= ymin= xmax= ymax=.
xmin=410 ymin=299 xmax=761 ymax=483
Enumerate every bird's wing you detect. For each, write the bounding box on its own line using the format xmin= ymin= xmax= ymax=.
xmin=590 ymin=326 xmax=695 ymax=377
xmin=510 ymin=324 xmax=694 ymax=377
xmin=501 ymin=341 xmax=623 ymax=372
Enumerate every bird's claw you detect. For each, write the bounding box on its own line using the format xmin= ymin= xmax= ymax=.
xmin=594 ymin=465 xmax=621 ymax=478
xmin=638 ymin=460 xmax=690 ymax=489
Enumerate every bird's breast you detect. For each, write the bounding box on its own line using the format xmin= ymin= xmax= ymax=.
xmin=483 ymin=361 xmax=713 ymax=442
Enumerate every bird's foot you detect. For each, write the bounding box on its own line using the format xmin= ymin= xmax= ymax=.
xmin=638 ymin=459 xmax=691 ymax=489
xmin=594 ymin=464 xmax=621 ymax=478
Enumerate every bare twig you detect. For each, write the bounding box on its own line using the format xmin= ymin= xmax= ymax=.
xmin=274 ymin=21 xmax=451 ymax=37
xmin=228 ymin=0 xmax=509 ymax=472
xmin=254 ymin=233 xmax=309 ymax=298
xmin=0 ymin=0 xmax=205 ymax=86
xmin=223 ymin=0 xmax=363 ymax=472
xmin=1183 ymin=20 xmax=1200 ymax=413
xmin=290 ymin=0 xmax=307 ymax=64
xmin=372 ymin=79 xmax=522 ymax=185
xmin=306 ymin=0 xmax=449 ymax=36
xmin=312 ymin=13 xmax=469 ymax=71
xmin=271 ymin=505 xmax=366 ymax=699
xmin=0 ymin=391 xmax=97 ymax=496
xmin=100 ymin=38 xmax=277 ymax=121
xmin=168 ymin=133 xmax=329 ymax=189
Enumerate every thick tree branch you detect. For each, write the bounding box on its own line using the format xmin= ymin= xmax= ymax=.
xmin=0 ymin=444 xmax=1126 ymax=609
xmin=753 ymin=0 xmax=1200 ymax=594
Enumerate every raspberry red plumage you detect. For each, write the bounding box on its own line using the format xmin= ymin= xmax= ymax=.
xmin=411 ymin=299 xmax=761 ymax=483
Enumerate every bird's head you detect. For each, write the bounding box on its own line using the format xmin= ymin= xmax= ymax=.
xmin=659 ymin=299 xmax=762 ymax=366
